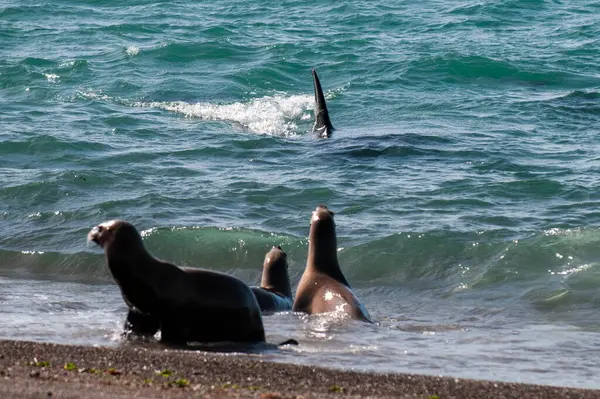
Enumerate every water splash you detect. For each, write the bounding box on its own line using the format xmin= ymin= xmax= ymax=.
xmin=74 ymin=89 xmax=316 ymax=136
xmin=44 ymin=73 xmax=59 ymax=83
xmin=132 ymin=94 xmax=314 ymax=136
xmin=125 ymin=46 xmax=140 ymax=56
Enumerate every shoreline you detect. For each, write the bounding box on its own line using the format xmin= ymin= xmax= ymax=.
xmin=0 ymin=339 xmax=598 ymax=398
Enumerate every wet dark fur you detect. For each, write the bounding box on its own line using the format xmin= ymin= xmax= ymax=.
xmin=89 ymin=220 xmax=265 ymax=345
xmin=252 ymin=246 xmax=293 ymax=313
xmin=292 ymin=206 xmax=372 ymax=322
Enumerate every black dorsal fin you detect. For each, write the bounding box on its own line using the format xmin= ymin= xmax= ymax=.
xmin=312 ymin=69 xmax=335 ymax=138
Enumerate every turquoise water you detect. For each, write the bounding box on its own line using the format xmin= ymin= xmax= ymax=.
xmin=2 ymin=0 xmax=600 ymax=388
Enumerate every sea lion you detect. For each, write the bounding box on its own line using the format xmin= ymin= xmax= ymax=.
xmin=251 ymin=246 xmax=293 ymax=313
xmin=312 ymin=69 xmax=335 ymax=138
xmin=88 ymin=220 xmax=266 ymax=345
xmin=292 ymin=205 xmax=372 ymax=322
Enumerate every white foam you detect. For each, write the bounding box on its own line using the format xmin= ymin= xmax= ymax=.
xmin=543 ymin=227 xmax=581 ymax=236
xmin=140 ymin=227 xmax=157 ymax=237
xmin=76 ymin=89 xmax=115 ymax=103
xmin=44 ymin=73 xmax=59 ymax=83
xmin=132 ymin=93 xmax=314 ymax=136
xmin=59 ymin=61 xmax=76 ymax=68
xmin=452 ymin=283 xmax=469 ymax=292
xmin=126 ymin=46 xmax=140 ymax=56
xmin=549 ymin=263 xmax=592 ymax=276
xmin=286 ymin=342 xmax=378 ymax=354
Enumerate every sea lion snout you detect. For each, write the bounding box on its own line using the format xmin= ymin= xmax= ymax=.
xmin=88 ymin=225 xmax=104 ymax=246
xmin=87 ymin=220 xmax=121 ymax=248
xmin=264 ymin=246 xmax=287 ymax=267
xmin=311 ymin=205 xmax=335 ymax=223
xmin=272 ymin=246 xmax=286 ymax=257
xmin=88 ymin=226 xmax=99 ymax=241
xmin=315 ymin=205 xmax=334 ymax=215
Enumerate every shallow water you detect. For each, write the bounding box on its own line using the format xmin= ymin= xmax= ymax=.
xmin=2 ymin=0 xmax=600 ymax=389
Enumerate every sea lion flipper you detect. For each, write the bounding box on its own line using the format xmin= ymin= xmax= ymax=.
xmin=123 ymin=309 xmax=160 ymax=337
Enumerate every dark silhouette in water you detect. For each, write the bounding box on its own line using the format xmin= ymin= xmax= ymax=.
xmin=251 ymin=246 xmax=293 ymax=313
xmin=312 ymin=69 xmax=335 ymax=138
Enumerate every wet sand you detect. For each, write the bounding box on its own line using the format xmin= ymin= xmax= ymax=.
xmin=0 ymin=339 xmax=597 ymax=399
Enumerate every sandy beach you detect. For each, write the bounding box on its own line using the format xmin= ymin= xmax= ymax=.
xmin=0 ymin=339 xmax=597 ymax=399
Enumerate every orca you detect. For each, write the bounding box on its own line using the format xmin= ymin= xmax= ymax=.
xmin=312 ymin=69 xmax=335 ymax=138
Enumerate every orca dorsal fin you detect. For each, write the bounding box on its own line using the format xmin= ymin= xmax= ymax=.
xmin=312 ymin=69 xmax=335 ymax=138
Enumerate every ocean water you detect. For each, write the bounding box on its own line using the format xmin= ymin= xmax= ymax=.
xmin=2 ymin=0 xmax=600 ymax=389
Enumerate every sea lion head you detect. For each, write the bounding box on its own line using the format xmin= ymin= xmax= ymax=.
xmin=310 ymin=205 xmax=336 ymax=243
xmin=88 ymin=220 xmax=144 ymax=255
xmin=261 ymin=246 xmax=292 ymax=297
xmin=308 ymin=205 xmax=339 ymax=264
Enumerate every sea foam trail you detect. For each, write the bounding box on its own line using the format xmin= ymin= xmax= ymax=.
xmin=133 ymin=94 xmax=313 ymax=136
xmin=76 ymin=89 xmax=342 ymax=136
